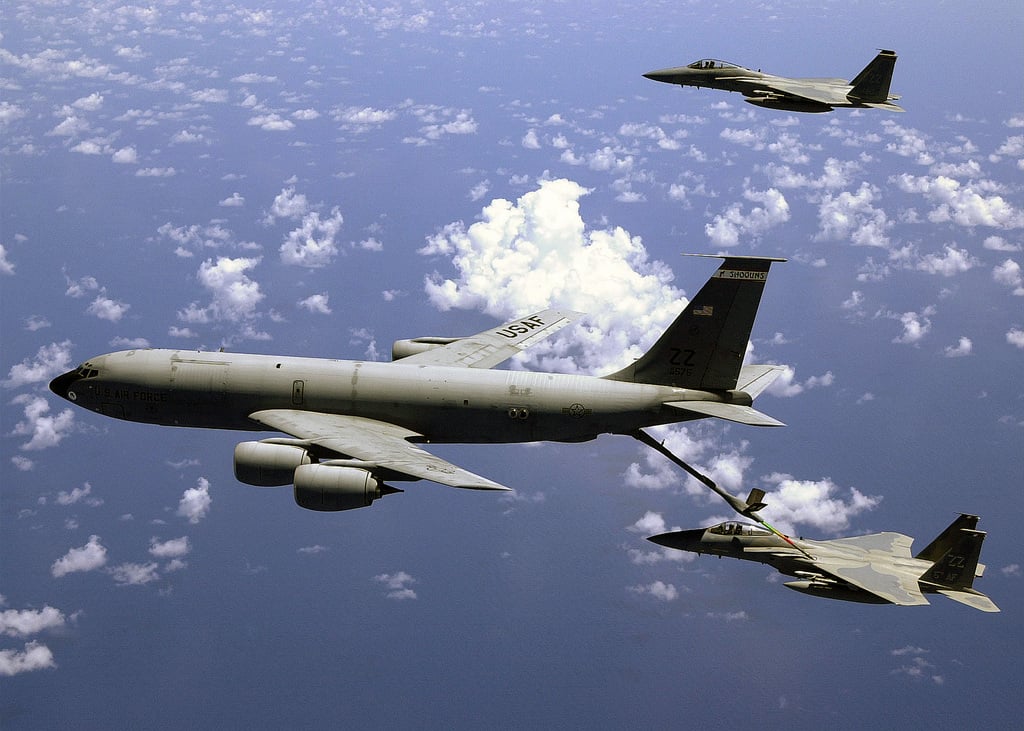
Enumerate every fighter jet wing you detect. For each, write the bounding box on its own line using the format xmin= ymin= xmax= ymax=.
xmin=808 ymin=533 xmax=930 ymax=606
xmin=397 ymin=308 xmax=581 ymax=369
xmin=747 ymin=78 xmax=848 ymax=106
xmin=249 ymin=409 xmax=510 ymax=491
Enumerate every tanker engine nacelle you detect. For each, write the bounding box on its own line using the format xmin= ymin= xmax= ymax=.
xmin=234 ymin=441 xmax=311 ymax=487
xmin=293 ymin=464 xmax=390 ymax=512
xmin=391 ymin=336 xmax=463 ymax=360
xmin=234 ymin=441 xmax=396 ymax=512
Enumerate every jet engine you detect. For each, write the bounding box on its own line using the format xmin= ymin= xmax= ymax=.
xmin=234 ymin=441 xmax=311 ymax=487
xmin=391 ymin=336 xmax=462 ymax=360
xmin=293 ymin=464 xmax=395 ymax=511
xmin=744 ymin=96 xmax=833 ymax=113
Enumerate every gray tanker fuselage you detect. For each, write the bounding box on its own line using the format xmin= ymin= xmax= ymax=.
xmin=64 ymin=348 xmax=710 ymax=443
xmin=49 ymin=256 xmax=786 ymax=506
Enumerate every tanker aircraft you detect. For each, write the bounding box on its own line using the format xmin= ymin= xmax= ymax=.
xmin=643 ymin=50 xmax=903 ymax=113
xmin=50 ymin=255 xmax=786 ymax=512
xmin=648 ymin=514 xmax=999 ymax=612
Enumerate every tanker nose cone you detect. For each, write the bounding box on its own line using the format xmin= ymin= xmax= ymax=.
xmin=49 ymin=369 xmax=79 ymax=401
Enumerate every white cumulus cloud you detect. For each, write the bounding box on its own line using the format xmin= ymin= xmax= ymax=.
xmin=56 ymin=482 xmax=100 ymax=506
xmin=51 ymin=535 xmax=108 ymax=577
xmin=0 ymin=606 xmax=66 ymax=638
xmin=374 ymin=571 xmax=418 ymax=600
xmin=628 ymin=580 xmax=679 ymax=601
xmin=890 ymin=308 xmax=934 ymax=345
xmin=177 ymin=477 xmax=212 ymax=524
xmin=914 ymin=245 xmax=977 ymax=276
xmin=896 ymin=173 xmax=1024 ymax=229
xmin=179 ymin=256 xmax=265 ymax=326
xmin=0 ymin=641 xmax=56 ymax=676
xmin=3 ymin=340 xmax=74 ymax=388
xmin=992 ymin=259 xmax=1024 ymax=295
xmin=109 ymin=562 xmax=161 ymax=586
xmin=149 ymin=536 xmax=191 ymax=559
xmin=280 ymin=208 xmax=344 ymax=268
xmin=758 ymin=474 xmax=881 ymax=536
xmin=11 ymin=394 xmax=75 ymax=451
xmin=815 ymin=182 xmax=891 ymax=248
xmin=418 ymin=178 xmax=688 ymax=374
xmin=298 ymin=293 xmax=332 ymax=314
xmin=111 ymin=146 xmax=138 ymax=164
xmin=86 ymin=294 xmax=130 ymax=322
xmin=943 ymin=337 xmax=973 ymax=358
xmin=705 ymin=187 xmax=790 ymax=248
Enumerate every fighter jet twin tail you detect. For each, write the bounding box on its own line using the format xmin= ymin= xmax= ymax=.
xmin=51 ymin=253 xmax=995 ymax=610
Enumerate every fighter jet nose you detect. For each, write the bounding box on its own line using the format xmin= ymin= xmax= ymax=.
xmin=642 ymin=68 xmax=681 ymax=83
xmin=646 ymin=529 xmax=704 ymax=552
xmin=646 ymin=532 xmax=674 ymax=548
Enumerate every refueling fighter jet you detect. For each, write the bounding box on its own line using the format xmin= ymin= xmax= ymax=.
xmin=643 ymin=50 xmax=903 ymax=113
xmin=49 ymin=255 xmax=786 ymax=512
xmin=648 ymin=514 xmax=999 ymax=612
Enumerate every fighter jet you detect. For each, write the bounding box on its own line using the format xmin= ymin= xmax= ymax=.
xmin=49 ymin=255 xmax=787 ymax=512
xmin=648 ymin=514 xmax=999 ymax=612
xmin=643 ymin=50 xmax=903 ymax=113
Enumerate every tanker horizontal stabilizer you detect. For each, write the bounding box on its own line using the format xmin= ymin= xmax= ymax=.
xmin=665 ymin=400 xmax=784 ymax=427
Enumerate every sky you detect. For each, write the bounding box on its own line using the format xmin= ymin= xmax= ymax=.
xmin=2 ymin=0 xmax=1022 ymax=727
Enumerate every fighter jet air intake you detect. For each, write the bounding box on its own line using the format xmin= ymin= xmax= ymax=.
xmin=50 ymin=255 xmax=786 ymax=512
xmin=644 ymin=50 xmax=903 ymax=113
xmin=649 ymin=514 xmax=999 ymax=612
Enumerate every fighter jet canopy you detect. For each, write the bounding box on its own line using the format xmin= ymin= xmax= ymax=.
xmin=686 ymin=59 xmax=744 ymax=70
xmin=707 ymin=522 xmax=772 ymax=537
